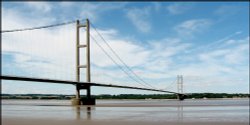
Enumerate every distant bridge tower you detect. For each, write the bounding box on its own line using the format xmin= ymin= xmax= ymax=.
xmin=177 ymin=75 xmax=185 ymax=100
xmin=177 ymin=75 xmax=183 ymax=94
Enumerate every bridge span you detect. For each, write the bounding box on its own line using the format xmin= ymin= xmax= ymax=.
xmin=1 ymin=75 xmax=186 ymax=99
xmin=1 ymin=75 xmax=182 ymax=94
xmin=1 ymin=19 xmax=186 ymax=105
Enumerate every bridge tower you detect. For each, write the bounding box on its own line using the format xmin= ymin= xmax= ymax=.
xmin=177 ymin=75 xmax=183 ymax=94
xmin=72 ymin=19 xmax=95 ymax=105
xmin=177 ymin=75 xmax=185 ymax=100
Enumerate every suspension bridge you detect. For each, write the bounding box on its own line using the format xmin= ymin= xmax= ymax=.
xmin=1 ymin=19 xmax=186 ymax=105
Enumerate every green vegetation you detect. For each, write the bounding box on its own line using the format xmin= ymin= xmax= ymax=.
xmin=1 ymin=93 xmax=249 ymax=100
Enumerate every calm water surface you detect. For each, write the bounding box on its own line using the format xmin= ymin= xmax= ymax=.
xmin=2 ymin=99 xmax=249 ymax=123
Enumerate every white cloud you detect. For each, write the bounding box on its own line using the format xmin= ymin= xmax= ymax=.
xmin=14 ymin=53 xmax=31 ymax=63
xmin=144 ymin=36 xmax=248 ymax=93
xmin=2 ymin=7 xmax=31 ymax=30
xmin=126 ymin=7 xmax=151 ymax=33
xmin=2 ymin=5 xmax=56 ymax=31
xmin=78 ymin=3 xmax=102 ymax=22
xmin=77 ymin=3 xmax=127 ymax=22
xmin=143 ymin=38 xmax=191 ymax=72
xmin=174 ymin=19 xmax=212 ymax=37
xmin=224 ymin=41 xmax=249 ymax=64
xmin=198 ymin=37 xmax=249 ymax=65
xmin=167 ymin=3 xmax=194 ymax=15
xmin=92 ymin=40 xmax=150 ymax=67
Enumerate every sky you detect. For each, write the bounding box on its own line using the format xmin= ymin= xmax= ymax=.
xmin=1 ymin=2 xmax=249 ymax=95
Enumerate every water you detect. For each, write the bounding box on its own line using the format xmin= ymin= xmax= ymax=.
xmin=2 ymin=99 xmax=249 ymax=123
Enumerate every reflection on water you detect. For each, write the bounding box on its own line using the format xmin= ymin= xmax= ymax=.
xmin=75 ymin=106 xmax=94 ymax=120
xmin=74 ymin=105 xmax=185 ymax=122
xmin=178 ymin=105 xmax=183 ymax=122
xmin=2 ymin=99 xmax=249 ymax=122
xmin=72 ymin=105 xmax=185 ymax=122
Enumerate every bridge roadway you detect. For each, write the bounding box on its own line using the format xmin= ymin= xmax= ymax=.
xmin=1 ymin=75 xmax=182 ymax=95
xmin=1 ymin=75 xmax=183 ymax=95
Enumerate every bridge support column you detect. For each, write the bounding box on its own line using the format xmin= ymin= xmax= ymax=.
xmin=71 ymin=98 xmax=81 ymax=105
xmin=177 ymin=94 xmax=185 ymax=101
xmin=71 ymin=85 xmax=81 ymax=105
xmin=81 ymin=97 xmax=96 ymax=105
xmin=74 ymin=19 xmax=95 ymax=105
xmin=87 ymin=86 xmax=91 ymax=99
xmin=71 ymin=85 xmax=95 ymax=105
xmin=81 ymin=86 xmax=95 ymax=105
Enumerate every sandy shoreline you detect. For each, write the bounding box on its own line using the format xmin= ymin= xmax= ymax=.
xmin=2 ymin=117 xmax=249 ymax=125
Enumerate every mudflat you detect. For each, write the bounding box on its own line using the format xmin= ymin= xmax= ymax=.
xmin=2 ymin=118 xmax=249 ymax=125
xmin=2 ymin=99 xmax=249 ymax=125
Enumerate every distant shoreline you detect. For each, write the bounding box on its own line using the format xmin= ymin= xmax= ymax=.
xmin=2 ymin=93 xmax=249 ymax=100
xmin=1 ymin=98 xmax=249 ymax=100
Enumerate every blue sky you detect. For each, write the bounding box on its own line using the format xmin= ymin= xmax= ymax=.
xmin=2 ymin=2 xmax=249 ymax=95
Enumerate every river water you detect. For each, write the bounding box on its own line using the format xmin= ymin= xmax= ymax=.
xmin=2 ymin=99 xmax=249 ymax=124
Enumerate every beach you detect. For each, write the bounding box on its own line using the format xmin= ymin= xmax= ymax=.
xmin=2 ymin=99 xmax=249 ymax=125
xmin=3 ymin=118 xmax=249 ymax=125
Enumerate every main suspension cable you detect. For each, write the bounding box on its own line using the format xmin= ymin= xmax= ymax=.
xmin=89 ymin=34 xmax=153 ymax=89
xmin=1 ymin=19 xmax=86 ymax=33
xmin=90 ymin=22 xmax=157 ymax=89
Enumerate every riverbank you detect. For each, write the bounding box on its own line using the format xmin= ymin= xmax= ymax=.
xmin=2 ymin=93 xmax=249 ymax=100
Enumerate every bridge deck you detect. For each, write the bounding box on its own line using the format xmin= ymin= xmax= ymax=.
xmin=1 ymin=75 xmax=180 ymax=94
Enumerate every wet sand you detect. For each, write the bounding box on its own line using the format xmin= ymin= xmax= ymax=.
xmin=2 ymin=117 xmax=249 ymax=125
xmin=2 ymin=99 xmax=249 ymax=125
